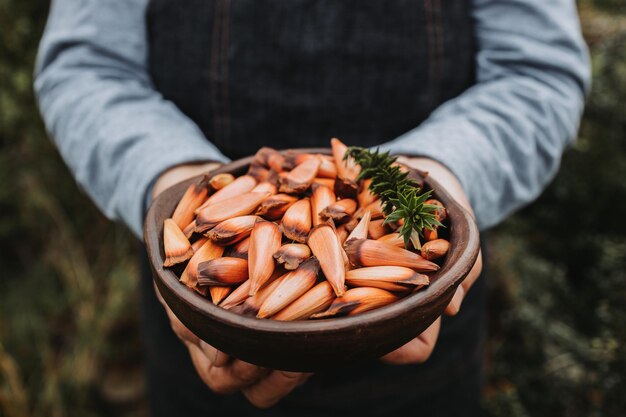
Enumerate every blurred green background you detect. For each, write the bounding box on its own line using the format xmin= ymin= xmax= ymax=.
xmin=0 ymin=1 xmax=624 ymax=416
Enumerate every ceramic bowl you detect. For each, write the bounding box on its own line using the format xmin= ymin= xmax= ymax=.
xmin=144 ymin=148 xmax=480 ymax=371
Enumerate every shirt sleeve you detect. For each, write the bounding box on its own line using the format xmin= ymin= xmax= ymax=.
xmin=380 ymin=0 xmax=591 ymax=230
xmin=34 ymin=0 xmax=230 ymax=239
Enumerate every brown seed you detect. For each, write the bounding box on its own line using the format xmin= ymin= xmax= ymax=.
xmin=310 ymin=184 xmax=336 ymax=227
xmin=307 ymin=224 xmax=346 ymax=296
xmin=309 ymin=299 xmax=358 ymax=318
xmin=331 ymin=138 xmax=359 ymax=198
xmin=363 ymin=200 xmax=384 ymax=220
xmin=251 ymin=181 xmax=278 ymax=195
xmin=345 ymin=288 xmax=399 ymax=315
xmin=255 ymin=147 xmax=285 ymax=173
xmin=280 ymin=198 xmax=312 ymax=243
xmin=424 ymin=227 xmax=438 ymax=241
xmin=343 ymin=216 xmax=359 ymax=233
xmin=344 ymin=239 xmax=440 ymax=272
xmin=326 ymin=219 xmax=350 ymax=267
xmin=267 ymin=153 xmax=285 ymax=173
xmin=248 ymin=221 xmax=282 ymax=296
xmin=180 ymin=240 xmax=225 ymax=296
xmin=208 ymin=173 xmax=235 ymax=191
xmin=333 ymin=177 xmax=359 ymax=199
xmin=421 ymin=239 xmax=450 ymax=261
xmin=190 ymin=236 xmax=209 ymax=254
xmin=183 ymin=220 xmax=197 ymax=239
xmin=336 ymin=225 xmax=349 ymax=245
xmin=273 ymin=243 xmax=312 ymax=270
xmin=206 ymin=215 xmax=260 ymax=245
xmin=330 ymin=138 xmax=360 ymax=181
xmin=220 ymin=280 xmax=251 ymax=309
xmin=254 ymin=147 xmax=281 ymax=167
xmin=195 ymin=192 xmax=270 ymax=233
xmin=163 ymin=218 xmax=194 ymax=267
xmin=319 ymin=199 xmax=357 ymax=223
xmin=279 ymin=157 xmax=321 ymax=194
xmin=197 ymin=257 xmax=249 ymax=286
xmin=210 ymin=286 xmax=232 ymax=305
xmin=425 ymin=199 xmax=447 ymax=222
xmin=357 ymin=179 xmax=377 ymax=209
xmin=256 ymin=194 xmax=298 ymax=220
xmin=247 ymin=163 xmax=270 ymax=182
xmin=368 ymin=219 xmax=392 ymax=240
xmin=377 ymin=233 xmax=405 ymax=248
xmin=318 ymin=287 xmax=399 ymax=317
xmin=273 ymin=281 xmax=335 ymax=321
xmin=196 ymin=175 xmax=257 ymax=213
xmin=171 ymin=180 xmax=209 ymax=230
xmin=257 ymin=258 xmax=320 ymax=318
xmin=312 ymin=178 xmax=336 ymax=189
xmin=316 ymin=154 xmax=338 ymax=178
xmin=281 ymin=151 xmax=310 ymax=170
xmin=345 ymin=266 xmax=429 ymax=292
xmin=239 ymin=270 xmax=288 ymax=315
xmin=225 ymin=236 xmax=251 ymax=259
xmin=346 ymin=210 xmax=371 ymax=242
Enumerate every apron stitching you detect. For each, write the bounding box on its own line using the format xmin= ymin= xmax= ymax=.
xmin=424 ymin=0 xmax=437 ymax=109
xmin=434 ymin=0 xmax=444 ymax=103
xmin=221 ymin=0 xmax=232 ymax=144
xmin=210 ymin=0 xmax=224 ymax=146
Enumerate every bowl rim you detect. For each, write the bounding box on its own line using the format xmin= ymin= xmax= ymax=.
xmin=144 ymin=148 xmax=480 ymax=334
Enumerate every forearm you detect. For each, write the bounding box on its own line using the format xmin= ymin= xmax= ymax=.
xmin=34 ymin=0 xmax=228 ymax=238
xmin=382 ymin=0 xmax=590 ymax=229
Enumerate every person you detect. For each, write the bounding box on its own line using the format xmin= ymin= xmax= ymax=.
xmin=34 ymin=0 xmax=590 ymax=415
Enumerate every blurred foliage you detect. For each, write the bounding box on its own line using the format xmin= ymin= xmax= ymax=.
xmin=0 ymin=0 xmax=624 ymax=416
xmin=0 ymin=1 xmax=144 ymax=416
xmin=483 ymin=2 xmax=626 ymax=416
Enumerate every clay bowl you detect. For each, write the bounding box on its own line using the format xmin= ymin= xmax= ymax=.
xmin=144 ymin=148 xmax=480 ymax=372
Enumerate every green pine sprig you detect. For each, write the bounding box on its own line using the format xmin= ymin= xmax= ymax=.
xmin=345 ymin=147 xmax=443 ymax=248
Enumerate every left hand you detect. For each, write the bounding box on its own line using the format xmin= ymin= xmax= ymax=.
xmin=152 ymin=161 xmax=312 ymax=408
xmin=381 ymin=156 xmax=483 ymax=364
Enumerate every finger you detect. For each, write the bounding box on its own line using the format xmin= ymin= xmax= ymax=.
xmin=155 ymin=283 xmax=201 ymax=346
xmin=154 ymin=282 xmax=204 ymax=346
xmin=381 ymin=317 xmax=441 ymax=364
xmin=242 ymin=371 xmax=312 ymax=409
xmin=461 ymin=249 xmax=483 ymax=292
xmin=205 ymin=359 xmax=269 ymax=394
xmin=445 ymin=249 xmax=483 ymax=316
xmin=188 ymin=343 xmax=268 ymax=394
xmin=199 ymin=341 xmax=230 ymax=368
xmin=187 ymin=342 xmax=216 ymax=388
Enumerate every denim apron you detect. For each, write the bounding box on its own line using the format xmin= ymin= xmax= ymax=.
xmin=142 ymin=1 xmax=484 ymax=416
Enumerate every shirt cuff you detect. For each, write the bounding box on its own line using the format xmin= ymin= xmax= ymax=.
xmin=125 ymin=142 xmax=230 ymax=239
xmin=378 ymin=118 xmax=501 ymax=231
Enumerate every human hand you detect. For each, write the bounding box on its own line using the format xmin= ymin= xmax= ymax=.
xmin=381 ymin=156 xmax=483 ymax=364
xmin=152 ymin=162 xmax=311 ymax=408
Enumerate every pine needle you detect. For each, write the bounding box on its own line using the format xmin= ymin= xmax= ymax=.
xmin=345 ymin=147 xmax=442 ymax=247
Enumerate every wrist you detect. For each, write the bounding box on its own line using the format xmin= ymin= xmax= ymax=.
xmin=396 ymin=156 xmax=473 ymax=217
xmin=152 ymin=161 xmax=222 ymax=201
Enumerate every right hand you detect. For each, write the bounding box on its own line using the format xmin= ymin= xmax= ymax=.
xmin=152 ymin=162 xmax=312 ymax=408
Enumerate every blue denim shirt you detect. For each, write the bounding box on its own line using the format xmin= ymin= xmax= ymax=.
xmin=35 ymin=0 xmax=590 ymax=238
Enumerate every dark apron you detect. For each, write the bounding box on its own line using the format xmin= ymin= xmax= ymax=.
xmin=142 ymin=1 xmax=483 ymax=416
